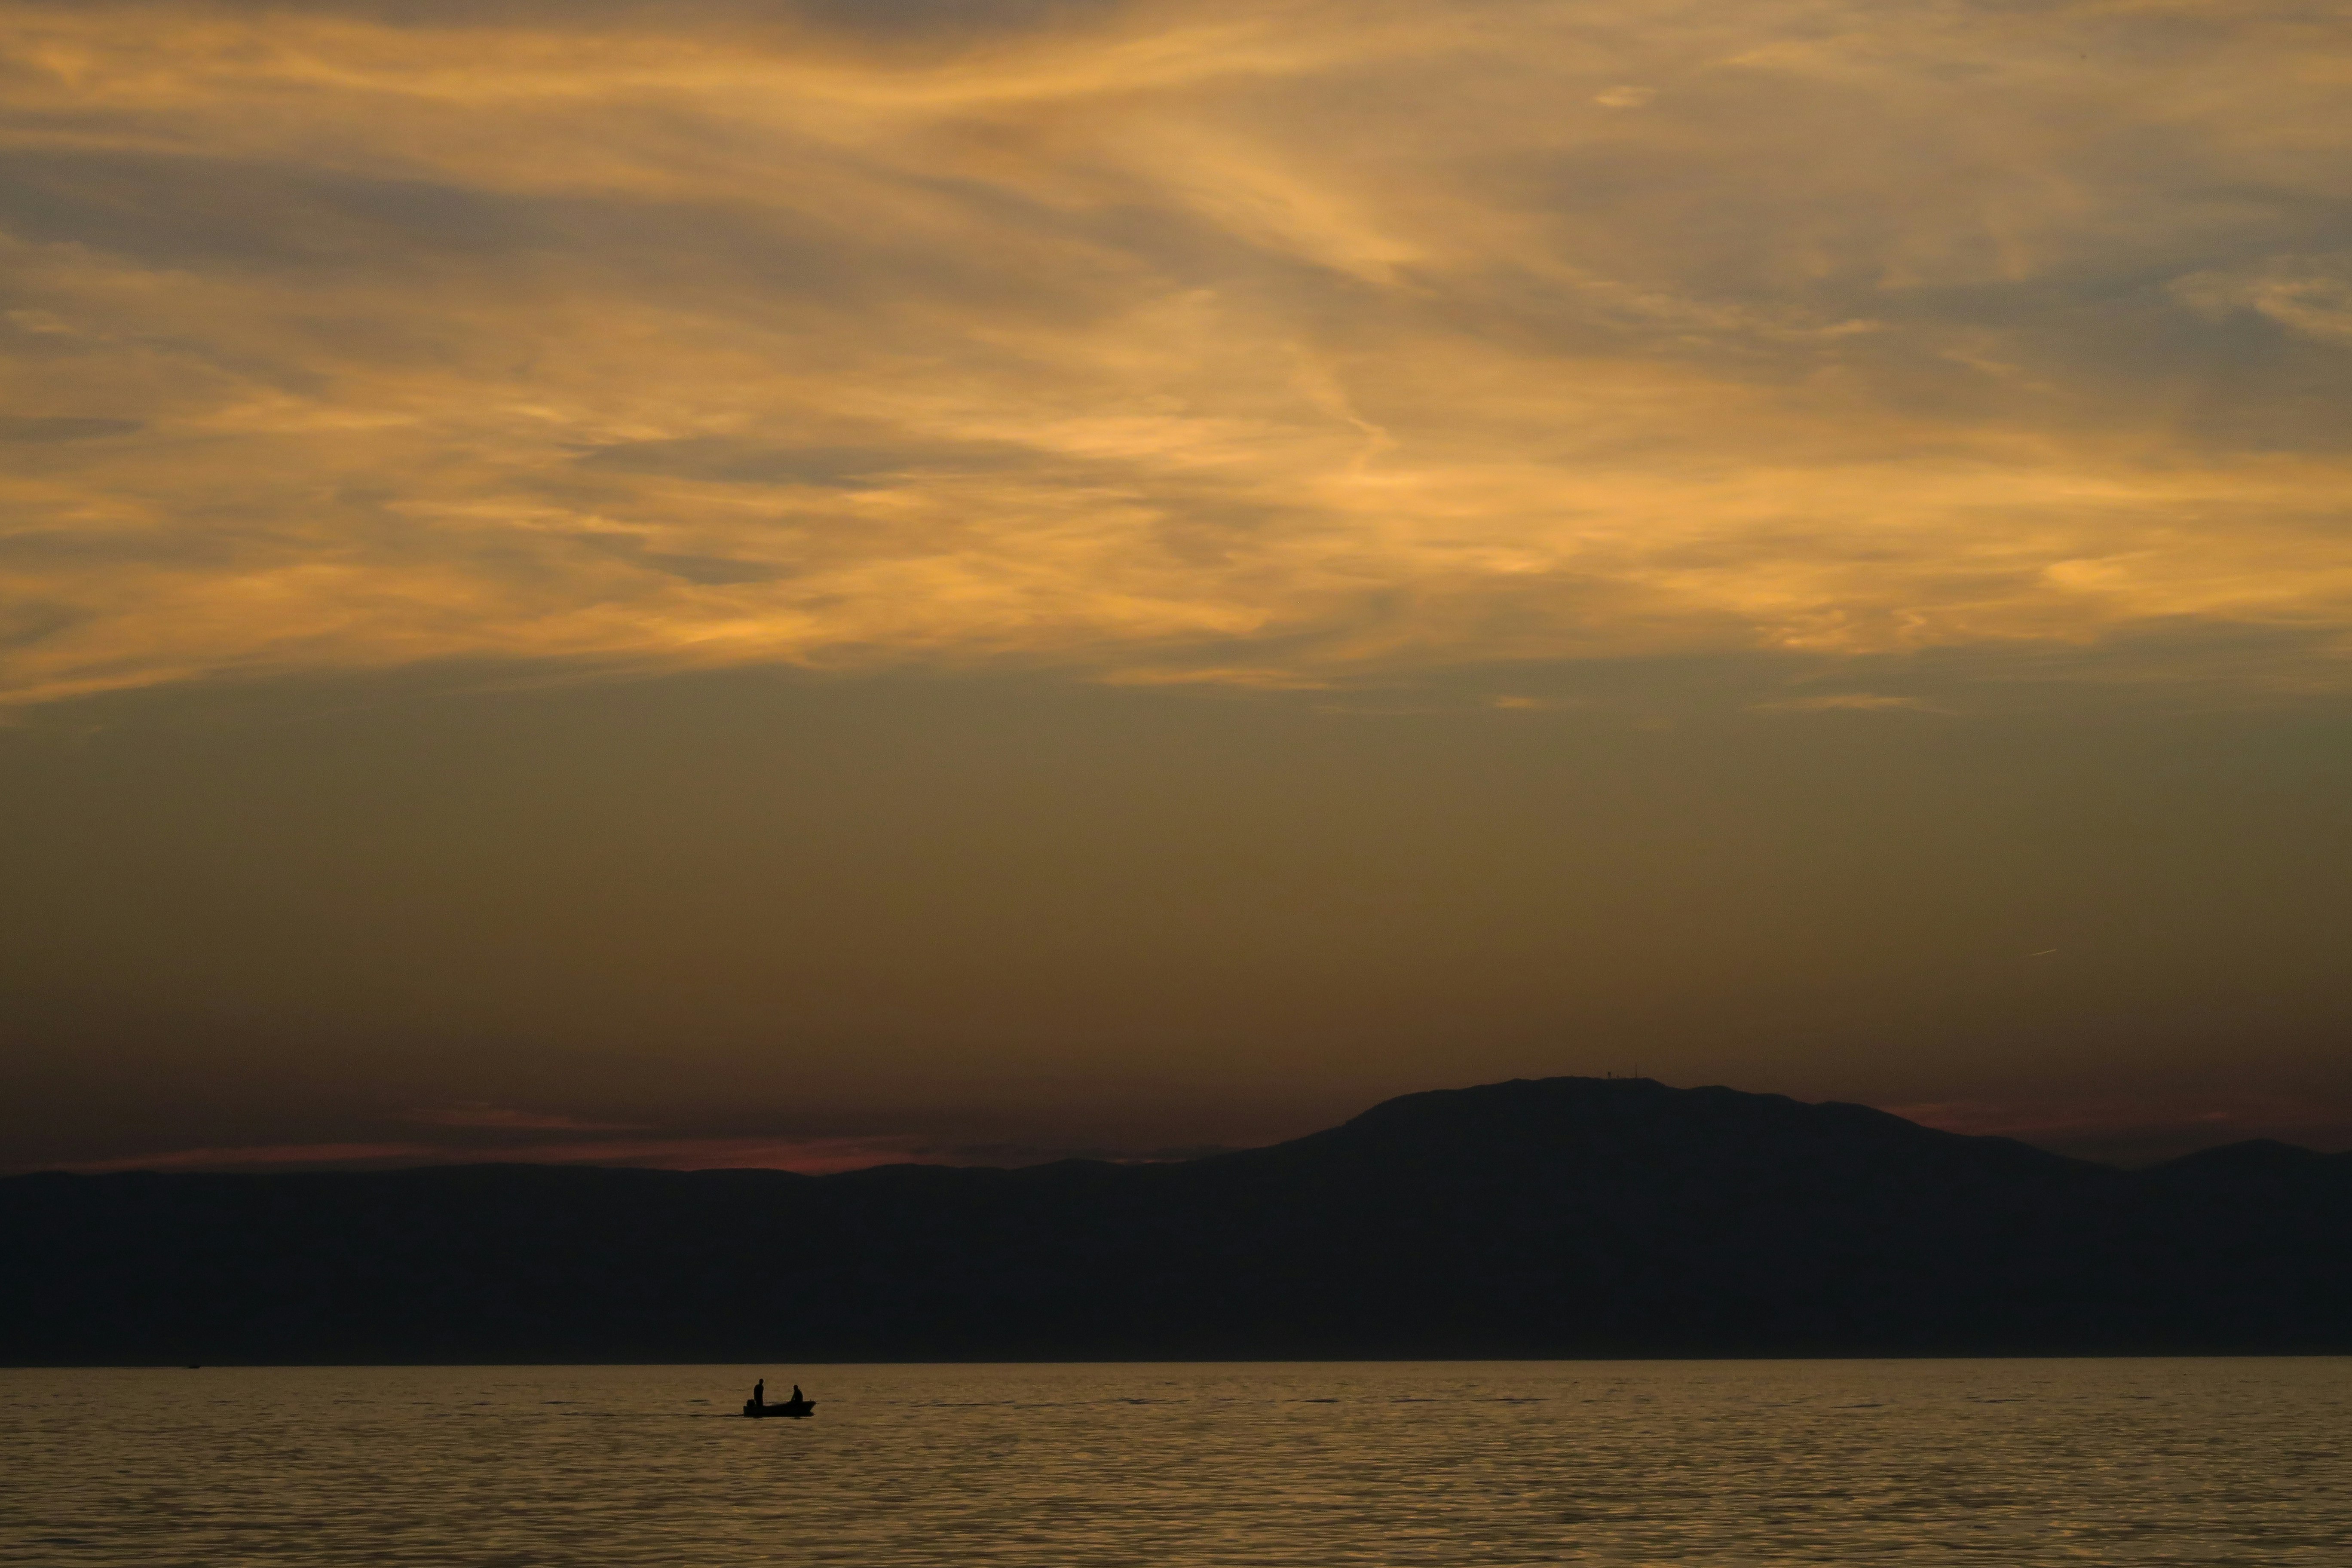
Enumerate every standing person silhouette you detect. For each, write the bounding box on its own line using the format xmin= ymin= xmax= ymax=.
xmin=753 ymin=1378 xmax=765 ymax=1409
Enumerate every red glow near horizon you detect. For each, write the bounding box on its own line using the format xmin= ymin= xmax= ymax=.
xmin=51 ymin=1135 xmax=963 ymax=1177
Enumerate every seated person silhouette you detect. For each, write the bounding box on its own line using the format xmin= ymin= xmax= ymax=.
xmin=742 ymin=1377 xmax=814 ymax=1417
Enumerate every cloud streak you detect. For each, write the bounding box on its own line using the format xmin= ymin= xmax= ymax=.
xmin=4 ymin=0 xmax=2352 ymax=705
xmin=47 ymin=1134 xmax=964 ymax=1175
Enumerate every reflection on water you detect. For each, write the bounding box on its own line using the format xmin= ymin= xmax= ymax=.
xmin=3 ymin=1360 xmax=2346 ymax=1565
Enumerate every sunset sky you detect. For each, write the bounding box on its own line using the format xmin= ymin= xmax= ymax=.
xmin=4 ymin=0 xmax=2349 ymax=1173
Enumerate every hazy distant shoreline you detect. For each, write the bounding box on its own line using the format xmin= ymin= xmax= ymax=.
xmin=9 ymin=1078 xmax=2347 ymax=1366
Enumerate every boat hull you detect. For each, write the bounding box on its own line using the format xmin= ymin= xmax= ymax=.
xmin=743 ymin=1400 xmax=816 ymax=1418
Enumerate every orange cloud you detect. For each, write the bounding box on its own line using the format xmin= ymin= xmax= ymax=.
xmin=3 ymin=0 xmax=2351 ymax=707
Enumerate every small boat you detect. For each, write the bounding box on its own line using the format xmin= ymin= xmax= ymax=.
xmin=740 ymin=1377 xmax=815 ymax=1418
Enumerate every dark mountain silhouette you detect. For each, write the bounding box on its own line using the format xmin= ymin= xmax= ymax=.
xmin=5 ymin=1078 xmax=2348 ymax=1363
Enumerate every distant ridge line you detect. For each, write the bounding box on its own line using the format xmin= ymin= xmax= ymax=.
xmin=4 ymin=1077 xmax=2348 ymax=1364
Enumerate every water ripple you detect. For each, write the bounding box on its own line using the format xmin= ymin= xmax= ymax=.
xmin=2 ymin=1360 xmax=2346 ymax=1565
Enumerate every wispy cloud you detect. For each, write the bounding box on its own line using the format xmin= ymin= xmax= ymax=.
xmin=40 ymin=1127 xmax=1254 ymax=1175
xmin=1749 ymin=692 xmax=1951 ymax=714
xmin=403 ymin=1103 xmax=645 ymax=1132
xmin=50 ymin=1133 xmax=964 ymax=1175
xmin=3 ymin=0 xmax=2351 ymax=706
xmin=54 ymin=1141 xmax=456 ymax=1173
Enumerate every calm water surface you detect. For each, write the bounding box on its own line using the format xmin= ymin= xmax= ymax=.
xmin=2 ymin=1360 xmax=2346 ymax=1565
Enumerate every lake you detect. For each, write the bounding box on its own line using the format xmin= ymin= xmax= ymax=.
xmin=2 ymin=1360 xmax=2346 ymax=1564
